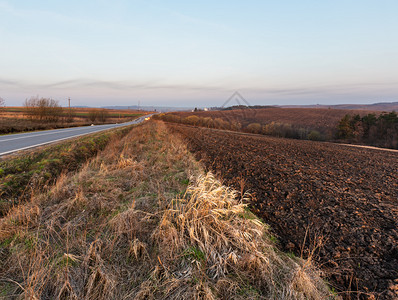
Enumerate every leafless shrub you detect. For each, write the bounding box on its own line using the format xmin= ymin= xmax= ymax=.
xmin=88 ymin=108 xmax=111 ymax=123
xmin=23 ymin=96 xmax=64 ymax=122
xmin=98 ymin=109 xmax=110 ymax=123
xmin=88 ymin=108 xmax=98 ymax=122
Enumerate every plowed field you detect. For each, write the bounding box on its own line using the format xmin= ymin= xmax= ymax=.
xmin=167 ymin=123 xmax=398 ymax=299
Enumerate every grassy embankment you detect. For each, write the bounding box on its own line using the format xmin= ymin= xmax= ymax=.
xmin=0 ymin=125 xmax=133 ymax=216
xmin=0 ymin=121 xmax=335 ymax=299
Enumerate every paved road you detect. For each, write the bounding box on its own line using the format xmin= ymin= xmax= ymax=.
xmin=0 ymin=114 xmax=152 ymax=157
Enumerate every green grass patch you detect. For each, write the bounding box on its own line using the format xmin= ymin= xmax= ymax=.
xmin=183 ymin=246 xmax=206 ymax=262
xmin=269 ymin=235 xmax=279 ymax=244
xmin=238 ymin=284 xmax=261 ymax=298
xmin=239 ymin=206 xmax=258 ymax=220
xmin=55 ymin=254 xmax=80 ymax=268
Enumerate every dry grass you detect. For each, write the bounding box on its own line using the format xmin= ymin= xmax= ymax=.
xmin=0 ymin=107 xmax=147 ymax=134
xmin=0 ymin=125 xmax=133 ymax=216
xmin=0 ymin=121 xmax=336 ymax=299
xmin=147 ymin=173 xmax=333 ymax=299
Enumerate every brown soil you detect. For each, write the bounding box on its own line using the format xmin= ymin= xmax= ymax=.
xmin=167 ymin=123 xmax=398 ymax=299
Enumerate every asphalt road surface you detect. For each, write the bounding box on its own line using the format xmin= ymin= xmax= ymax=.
xmin=0 ymin=115 xmax=152 ymax=157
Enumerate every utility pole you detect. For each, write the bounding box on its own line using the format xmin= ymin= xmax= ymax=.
xmin=68 ymin=97 xmax=71 ymax=121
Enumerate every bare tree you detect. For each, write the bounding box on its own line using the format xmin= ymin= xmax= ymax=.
xmin=0 ymin=97 xmax=5 ymax=109
xmin=24 ymin=96 xmax=63 ymax=122
xmin=97 ymin=109 xmax=110 ymax=123
xmin=88 ymin=108 xmax=98 ymax=122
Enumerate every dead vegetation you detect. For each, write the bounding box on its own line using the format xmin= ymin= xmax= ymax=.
xmin=0 ymin=125 xmax=133 ymax=216
xmin=147 ymin=173 xmax=332 ymax=299
xmin=0 ymin=106 xmax=146 ymax=134
xmin=0 ymin=121 xmax=335 ymax=299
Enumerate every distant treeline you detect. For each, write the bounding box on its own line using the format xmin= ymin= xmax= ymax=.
xmin=154 ymin=113 xmax=324 ymax=141
xmin=337 ymin=112 xmax=398 ymax=149
xmin=156 ymin=111 xmax=398 ymax=149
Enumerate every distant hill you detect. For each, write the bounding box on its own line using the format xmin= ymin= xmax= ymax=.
xmin=221 ymin=105 xmax=276 ymax=111
xmin=281 ymin=102 xmax=398 ymax=111
xmin=102 ymin=105 xmax=193 ymax=112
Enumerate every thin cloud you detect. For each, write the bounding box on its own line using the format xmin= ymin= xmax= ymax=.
xmin=0 ymin=78 xmax=19 ymax=86
xmin=244 ymin=81 xmax=398 ymax=96
xmin=2 ymin=77 xmax=398 ymax=99
xmin=39 ymin=79 xmax=224 ymax=92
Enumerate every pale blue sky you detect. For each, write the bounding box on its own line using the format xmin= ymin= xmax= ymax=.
xmin=1 ymin=0 xmax=397 ymax=107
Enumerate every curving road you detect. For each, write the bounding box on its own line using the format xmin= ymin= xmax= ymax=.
xmin=0 ymin=114 xmax=152 ymax=157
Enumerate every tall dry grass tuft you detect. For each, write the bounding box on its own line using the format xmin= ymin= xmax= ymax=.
xmin=143 ymin=173 xmax=335 ymax=299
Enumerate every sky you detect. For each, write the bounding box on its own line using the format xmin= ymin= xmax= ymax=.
xmin=1 ymin=0 xmax=398 ymax=107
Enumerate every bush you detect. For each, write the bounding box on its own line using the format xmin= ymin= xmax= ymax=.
xmin=230 ymin=121 xmax=242 ymax=131
xmin=297 ymin=128 xmax=309 ymax=140
xmin=214 ymin=118 xmax=231 ymax=130
xmin=263 ymin=122 xmax=289 ymax=137
xmin=200 ymin=117 xmax=214 ymax=128
xmin=307 ymin=130 xmax=322 ymax=141
xmin=184 ymin=115 xmax=200 ymax=126
xmin=246 ymin=123 xmax=262 ymax=134
xmin=160 ymin=114 xmax=182 ymax=123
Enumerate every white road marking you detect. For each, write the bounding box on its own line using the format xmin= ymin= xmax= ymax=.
xmin=0 ymin=130 xmax=107 ymax=156
xmin=0 ymin=114 xmax=154 ymax=157
xmin=0 ymin=126 xmax=95 ymax=142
